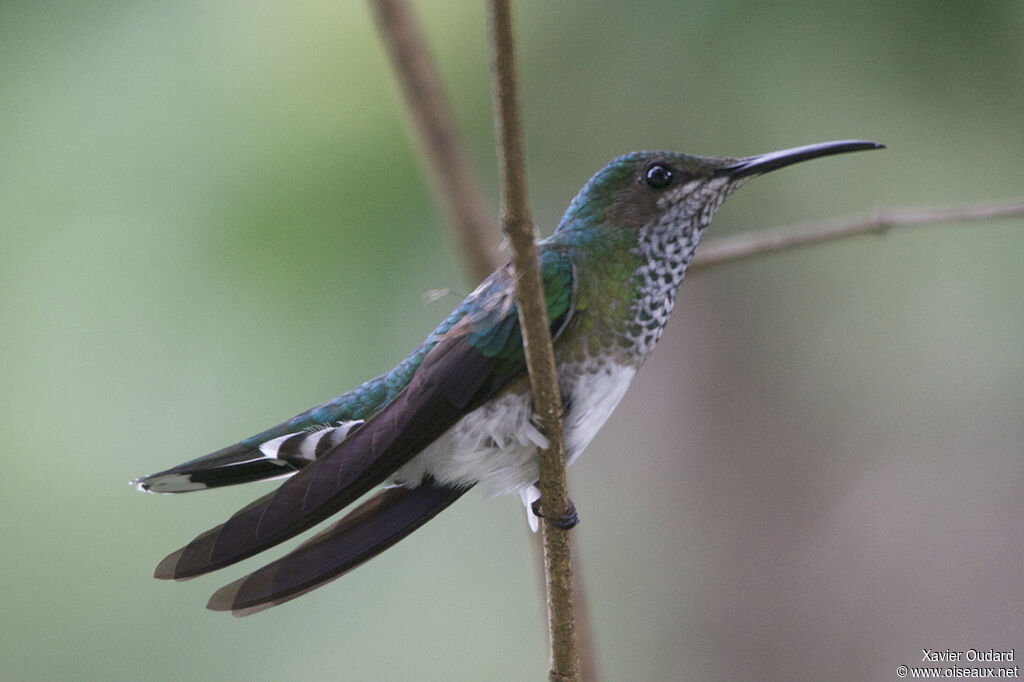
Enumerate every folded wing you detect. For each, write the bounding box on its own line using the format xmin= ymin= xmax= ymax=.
xmin=154 ymin=253 xmax=576 ymax=588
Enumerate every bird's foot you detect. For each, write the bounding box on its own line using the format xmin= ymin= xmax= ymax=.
xmin=531 ymin=497 xmax=579 ymax=530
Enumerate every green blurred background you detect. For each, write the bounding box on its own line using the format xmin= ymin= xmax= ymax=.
xmin=2 ymin=1 xmax=1022 ymax=680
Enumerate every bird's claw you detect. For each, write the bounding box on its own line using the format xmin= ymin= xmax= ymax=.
xmin=531 ymin=496 xmax=579 ymax=530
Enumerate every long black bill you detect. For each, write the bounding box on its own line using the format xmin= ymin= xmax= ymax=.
xmin=717 ymin=140 xmax=884 ymax=178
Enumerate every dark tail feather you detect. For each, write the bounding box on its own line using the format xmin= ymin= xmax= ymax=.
xmin=206 ymin=480 xmax=471 ymax=616
xmin=132 ymin=442 xmax=297 ymax=493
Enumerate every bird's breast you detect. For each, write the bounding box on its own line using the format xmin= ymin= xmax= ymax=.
xmin=561 ymin=360 xmax=637 ymax=465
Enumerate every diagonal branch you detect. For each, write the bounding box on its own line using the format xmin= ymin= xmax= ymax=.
xmin=693 ymin=200 xmax=1024 ymax=270
xmin=487 ymin=2 xmax=579 ymax=681
xmin=368 ymin=0 xmax=500 ymax=282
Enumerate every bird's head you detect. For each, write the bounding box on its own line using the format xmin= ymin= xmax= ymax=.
xmin=553 ymin=140 xmax=884 ymax=244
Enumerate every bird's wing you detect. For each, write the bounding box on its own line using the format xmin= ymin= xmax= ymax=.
xmin=206 ymin=479 xmax=470 ymax=615
xmin=155 ymin=251 xmax=576 ymax=580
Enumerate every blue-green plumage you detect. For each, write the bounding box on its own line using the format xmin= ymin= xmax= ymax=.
xmin=135 ymin=140 xmax=882 ymax=614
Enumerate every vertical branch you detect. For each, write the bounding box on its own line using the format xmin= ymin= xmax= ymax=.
xmin=368 ymin=0 xmax=500 ymax=281
xmin=486 ymin=2 xmax=579 ymax=681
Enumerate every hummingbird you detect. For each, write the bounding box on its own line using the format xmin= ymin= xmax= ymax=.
xmin=135 ymin=139 xmax=882 ymax=615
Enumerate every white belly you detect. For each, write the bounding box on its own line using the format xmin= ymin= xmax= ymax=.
xmin=390 ymin=361 xmax=637 ymax=498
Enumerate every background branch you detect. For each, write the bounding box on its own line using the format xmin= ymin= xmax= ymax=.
xmin=368 ymin=0 xmax=500 ymax=281
xmin=369 ymin=2 xmax=595 ymax=678
xmin=693 ymin=200 xmax=1024 ymax=270
xmin=487 ymin=1 xmax=579 ymax=681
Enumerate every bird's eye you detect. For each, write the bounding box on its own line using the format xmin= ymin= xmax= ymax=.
xmin=643 ymin=163 xmax=674 ymax=190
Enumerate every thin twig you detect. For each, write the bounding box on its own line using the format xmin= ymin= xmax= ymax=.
xmin=693 ymin=200 xmax=1024 ymax=270
xmin=368 ymin=0 xmax=500 ymax=282
xmin=487 ymin=2 xmax=579 ymax=681
xmin=369 ymin=2 xmax=593 ymax=677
